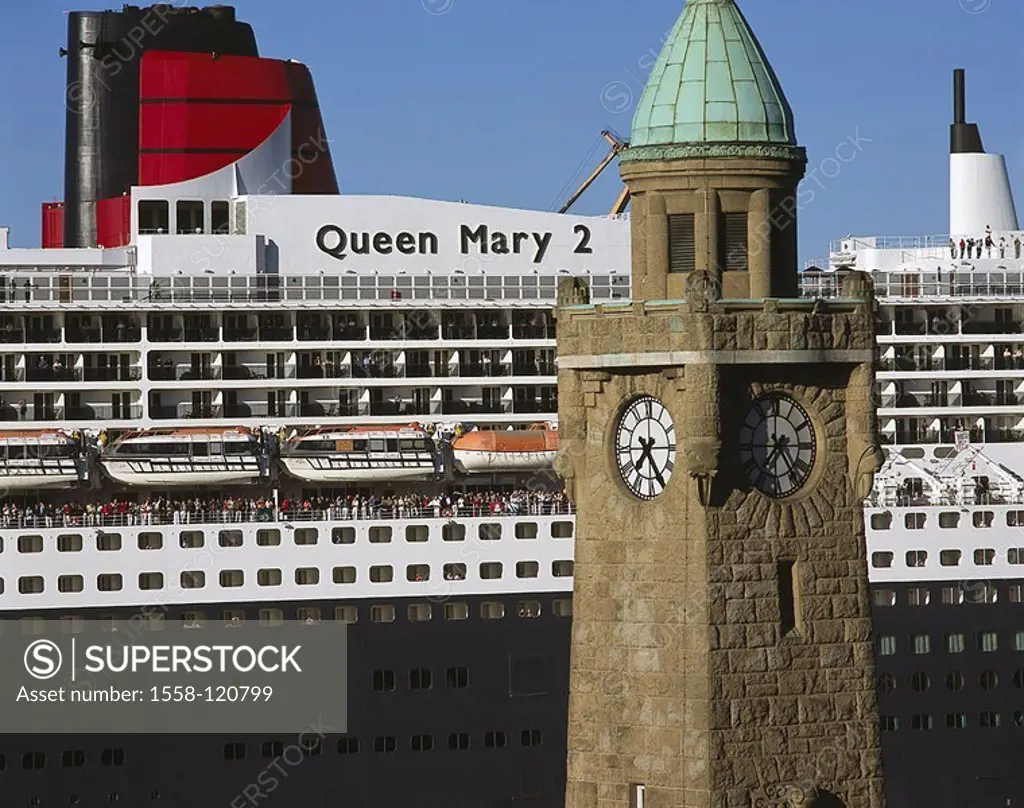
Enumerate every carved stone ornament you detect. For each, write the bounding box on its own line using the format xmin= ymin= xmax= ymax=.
xmin=686 ymin=270 xmax=720 ymax=312
xmin=751 ymin=782 xmax=822 ymax=808
xmin=683 ymin=437 xmax=721 ymax=507
xmin=622 ymin=142 xmax=807 ymax=164
xmin=848 ymin=437 xmax=884 ymax=501
xmin=552 ymin=447 xmax=577 ymax=504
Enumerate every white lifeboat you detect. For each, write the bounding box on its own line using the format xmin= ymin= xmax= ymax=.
xmin=100 ymin=427 xmax=263 ymax=487
xmin=0 ymin=429 xmax=83 ymax=490
xmin=280 ymin=423 xmax=438 ymax=483
xmin=452 ymin=424 xmax=559 ymax=474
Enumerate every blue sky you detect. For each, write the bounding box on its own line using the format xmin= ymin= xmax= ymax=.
xmin=0 ymin=0 xmax=1021 ymax=262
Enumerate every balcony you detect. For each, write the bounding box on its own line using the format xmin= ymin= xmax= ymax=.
xmin=259 ymin=327 xmax=293 ymax=342
xmin=962 ymin=321 xmax=1023 ymax=335
xmin=297 ymin=326 xmax=331 ymax=341
xmin=66 ymin=405 xmax=142 ymax=421
xmin=183 ymin=327 xmax=219 ymax=342
xmin=512 ymin=325 xmax=556 ymax=340
xmin=25 ymin=368 xmax=79 ymax=383
xmin=65 ymin=327 xmax=102 ymax=343
xmin=0 ymin=328 xmax=25 ymax=344
xmin=223 ymin=328 xmax=257 ymax=342
xmin=83 ymin=368 xmax=142 ymax=383
xmin=460 ymin=363 xmax=511 ymax=378
xmin=102 ymin=326 xmax=141 ymax=343
xmin=26 ymin=328 xmax=61 ymax=343
xmin=149 ymin=329 xmax=183 ymax=342
xmin=512 ymin=363 xmax=556 ymax=376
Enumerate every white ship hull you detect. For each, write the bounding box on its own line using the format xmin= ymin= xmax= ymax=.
xmin=454 ymin=450 xmax=556 ymax=473
xmin=281 ymin=457 xmax=436 ymax=483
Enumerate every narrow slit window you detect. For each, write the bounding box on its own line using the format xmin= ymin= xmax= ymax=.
xmin=778 ymin=560 xmax=801 ymax=637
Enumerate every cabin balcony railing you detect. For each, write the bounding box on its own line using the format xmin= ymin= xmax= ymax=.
xmin=0 ymin=329 xmax=25 ymax=343
xmin=0 ymin=405 xmax=63 ymax=422
xmin=25 ymin=368 xmax=80 ymax=383
xmin=512 ymin=325 xmax=555 ymax=340
xmin=332 ymin=326 xmax=365 ymax=341
xmin=442 ymin=325 xmax=475 ymax=340
xmin=103 ymin=327 xmax=142 ymax=343
xmin=83 ymin=367 xmax=142 ymax=382
xmin=183 ymin=327 xmax=219 ymax=342
xmin=176 ymin=366 xmax=220 ymax=381
xmin=223 ymin=328 xmax=257 ymax=342
xmin=259 ymin=327 xmax=293 ymax=341
xmin=296 ymin=366 xmax=350 ymax=380
xmin=68 ymin=404 xmax=142 ymax=421
xmin=149 ymin=329 xmax=183 ymax=342
xmin=512 ymin=363 xmax=556 ymax=376
xmin=175 ymin=403 xmax=224 ymax=419
xmin=459 ymin=363 xmax=512 ymax=378
xmin=962 ymin=321 xmax=1024 ymax=335
xmin=0 ymin=369 xmax=25 ymax=383
xmin=297 ymin=326 xmax=331 ymax=341
xmin=65 ymin=327 xmax=103 ymax=343
xmin=26 ymin=328 xmax=61 ymax=343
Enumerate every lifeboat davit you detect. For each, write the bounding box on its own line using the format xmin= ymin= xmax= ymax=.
xmin=280 ymin=424 xmax=439 ymax=483
xmin=0 ymin=429 xmax=84 ymax=490
xmin=100 ymin=428 xmax=263 ymax=487
xmin=452 ymin=425 xmax=558 ymax=474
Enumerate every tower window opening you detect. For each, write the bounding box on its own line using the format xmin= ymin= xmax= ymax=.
xmin=667 ymin=213 xmax=696 ymax=273
xmin=721 ymin=212 xmax=749 ymax=272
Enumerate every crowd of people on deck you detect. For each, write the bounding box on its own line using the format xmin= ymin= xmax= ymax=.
xmin=950 ymin=225 xmax=1023 ymax=260
xmin=0 ymin=489 xmax=571 ymax=528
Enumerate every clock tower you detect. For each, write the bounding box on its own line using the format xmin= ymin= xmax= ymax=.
xmin=556 ymin=2 xmax=886 ymax=808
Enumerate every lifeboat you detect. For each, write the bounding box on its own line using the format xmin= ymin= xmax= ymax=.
xmin=452 ymin=424 xmax=558 ymax=474
xmin=0 ymin=430 xmax=84 ymax=490
xmin=280 ymin=424 xmax=439 ymax=483
xmin=100 ymin=428 xmax=263 ymax=487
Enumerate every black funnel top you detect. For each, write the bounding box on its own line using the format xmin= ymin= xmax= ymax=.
xmin=950 ymin=68 xmax=984 ymax=154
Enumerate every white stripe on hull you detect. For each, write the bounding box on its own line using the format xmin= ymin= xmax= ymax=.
xmin=454 ymin=450 xmax=556 ymax=473
xmin=281 ymin=458 xmax=435 ymax=483
xmin=101 ymin=464 xmax=262 ymax=487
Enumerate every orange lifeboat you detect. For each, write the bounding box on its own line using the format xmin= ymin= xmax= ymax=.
xmin=452 ymin=425 xmax=558 ymax=474
xmin=0 ymin=429 xmax=83 ymax=490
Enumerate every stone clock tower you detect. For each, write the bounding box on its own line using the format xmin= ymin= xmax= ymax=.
xmin=556 ymin=2 xmax=886 ymax=808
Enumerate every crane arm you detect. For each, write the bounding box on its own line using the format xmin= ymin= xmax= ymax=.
xmin=559 ymin=130 xmax=629 ymax=215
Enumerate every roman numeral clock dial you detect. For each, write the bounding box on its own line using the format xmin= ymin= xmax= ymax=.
xmin=615 ymin=396 xmax=676 ymax=500
xmin=739 ymin=393 xmax=817 ymax=498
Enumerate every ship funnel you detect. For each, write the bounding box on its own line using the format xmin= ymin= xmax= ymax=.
xmin=949 ymin=68 xmax=1018 ymax=236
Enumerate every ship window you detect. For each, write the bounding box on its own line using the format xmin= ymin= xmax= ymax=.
xmin=223 ymin=743 xmax=245 ymax=761
xmin=211 ymin=201 xmax=230 ymax=234
xmin=219 ymin=530 xmax=243 ymax=548
xmin=180 ymin=531 xmax=204 ymax=549
xmin=667 ymin=213 xmax=696 ymax=274
xmin=1014 ymin=632 xmax=1024 ymax=652
xmin=946 ymin=672 xmax=965 ymax=692
xmin=946 ymin=713 xmax=967 ymax=730
xmin=61 ymin=751 xmax=85 ymax=768
xmin=517 ymin=600 xmax=542 ymax=619
xmin=480 ymin=562 xmax=503 ymax=580
xmin=410 ymin=734 xmax=433 ymax=752
xmin=941 ymin=586 xmax=964 ymax=605
xmin=405 ymin=525 xmax=428 ymax=543
xmin=515 ymin=522 xmax=538 ymax=540
xmin=910 ymin=714 xmax=933 ymax=731
xmin=294 ymin=528 xmax=318 ymax=546
xmin=138 ymin=532 xmax=162 ymax=550
xmin=969 ymin=582 xmax=997 ymax=603
xmin=443 ymin=563 xmax=466 ymax=581
xmin=373 ymin=737 xmax=397 ymax=754
xmin=176 ymin=201 xmax=204 ymax=234
xmin=871 ymin=552 xmax=892 ymax=568
xmin=445 ymin=603 xmax=469 ymax=621
xmin=332 ymin=527 xmax=355 ymax=545
xmin=369 ymin=439 xmax=385 ymax=452
xmin=520 ymin=729 xmax=543 ymax=747
xmin=516 ymin=561 xmax=539 ymax=579
xmin=60 ymin=616 xmax=84 ymax=634
xmin=333 ymin=566 xmax=356 ymax=584
xmin=335 ymin=606 xmax=358 ymax=624
xmin=183 ymin=611 xmax=205 ymax=628
xmin=369 ymin=527 xmax=392 ymax=544
xmin=407 ymin=564 xmax=430 ymax=582
xmin=57 ymin=534 xmax=82 ymax=552
xmin=57 ymin=575 xmax=83 ymax=593
xmin=295 ymin=567 xmax=319 ymax=586
xmin=911 ymin=672 xmax=930 ymax=693
xmin=981 ymin=711 xmax=1001 ymax=728
xmin=1017 ymin=713 xmax=1024 ymax=728
xmin=219 ymin=570 xmax=244 ymax=588
xmin=937 ymin=512 xmax=960 ymax=528
xmin=1010 ymin=585 xmax=1024 ymax=604
xmin=552 ymin=560 xmax=575 ymax=578
xmin=97 ymin=574 xmax=122 ymax=592
xmin=1008 ymin=511 xmax=1024 ymax=526
xmin=96 ymin=533 xmax=121 ymax=551
xmin=481 ymin=601 xmax=505 ymax=620
xmin=446 ymin=666 xmax=469 ymax=688
xmin=20 ymin=617 xmax=44 ymax=635
xmin=257 ymin=609 xmax=283 ymax=627
xmin=979 ymin=632 xmax=999 ymax=652
xmin=485 ymin=731 xmax=507 ymax=749
xmin=940 ymin=550 xmax=961 ymax=566
xmin=337 ymin=738 xmax=359 ymax=755
xmin=1010 ymin=549 xmax=1024 ymax=565
xmin=410 ymin=668 xmax=432 ymax=690
xmin=407 ymin=603 xmax=432 ymax=622
xmin=869 ymin=513 xmax=891 ymax=530
xmin=980 ymin=670 xmax=998 ymax=690
xmin=905 ymin=551 xmax=926 ymax=567
xmin=138 ymin=573 xmax=163 ymax=591
xmin=904 ymin=513 xmax=925 ymax=530
xmin=138 ymin=200 xmax=169 ymax=234
xmin=872 ymin=634 xmax=897 ymax=655
xmin=22 ymin=752 xmax=45 ymax=770
xmin=371 ymin=605 xmax=395 ymax=623
xmin=442 ymin=523 xmax=466 ymax=542
xmin=553 ymin=599 xmax=573 ymax=617
xmin=101 ymin=748 xmax=125 ymax=766
xmin=877 ymin=674 xmax=896 ymax=695
xmin=181 ymin=571 xmax=205 ymax=589
xmin=551 ymin=521 xmax=574 ymax=538
xmin=369 ymin=565 xmax=393 ymax=583
xmin=257 ymin=569 xmax=281 ymax=587
xmin=907 ymin=587 xmax=929 ymax=606
xmin=372 ymin=670 xmax=396 ymax=692
xmin=223 ymin=610 xmax=244 ymax=625
xmin=257 ymin=529 xmax=281 ymax=546
xmin=872 ymin=589 xmax=896 ymax=607
xmin=448 ymin=733 xmax=470 ymax=751
xmin=479 ymin=523 xmax=502 ymax=541
xmin=946 ymin=633 xmax=965 ymax=653
xmin=973 ymin=511 xmax=995 ymax=528
xmin=911 ymin=634 xmax=930 ymax=654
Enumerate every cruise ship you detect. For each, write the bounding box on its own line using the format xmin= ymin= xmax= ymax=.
xmin=1 ymin=2 xmax=1020 ymax=807
xmin=802 ymin=69 xmax=1024 ymax=808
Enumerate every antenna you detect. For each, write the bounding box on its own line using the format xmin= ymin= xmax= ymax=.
xmin=953 ymin=68 xmax=965 ymax=125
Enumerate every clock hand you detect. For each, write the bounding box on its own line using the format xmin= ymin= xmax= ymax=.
xmin=636 ymin=437 xmax=654 ymax=471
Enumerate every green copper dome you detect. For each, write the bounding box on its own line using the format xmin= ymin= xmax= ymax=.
xmin=628 ymin=0 xmax=797 ymax=155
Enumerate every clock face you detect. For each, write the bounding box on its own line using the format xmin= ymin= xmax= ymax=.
xmin=615 ymin=396 xmax=676 ymax=500
xmin=739 ymin=394 xmax=817 ymax=498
